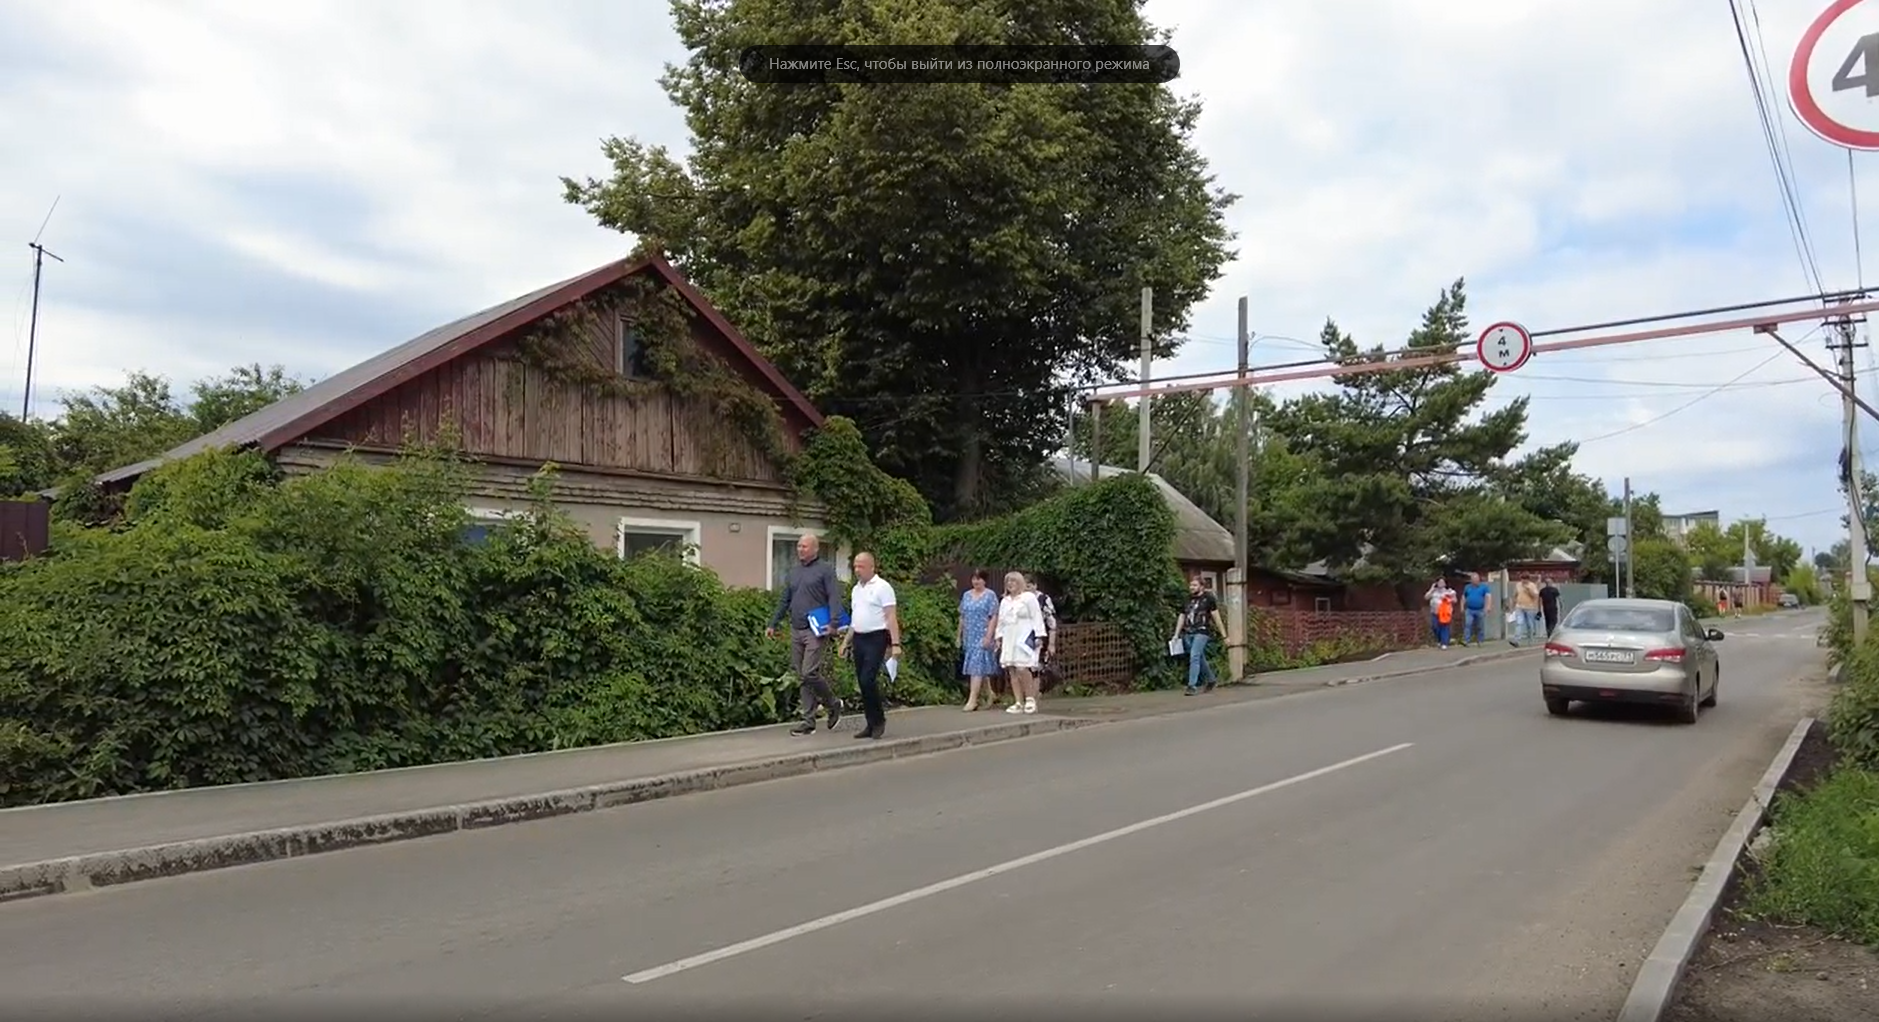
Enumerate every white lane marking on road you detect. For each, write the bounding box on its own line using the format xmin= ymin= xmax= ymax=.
xmin=621 ymin=742 xmax=1415 ymax=984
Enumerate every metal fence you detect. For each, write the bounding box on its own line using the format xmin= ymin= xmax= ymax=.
xmin=0 ymin=500 xmax=49 ymax=562
xmin=1052 ymin=621 xmax=1134 ymax=690
xmin=1474 ymin=578 xmax=1609 ymax=641
xmin=1246 ymin=607 xmax=1428 ymax=660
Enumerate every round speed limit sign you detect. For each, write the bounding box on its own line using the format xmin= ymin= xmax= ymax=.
xmin=1475 ymin=321 xmax=1533 ymax=374
xmin=1790 ymin=0 xmax=1879 ymax=150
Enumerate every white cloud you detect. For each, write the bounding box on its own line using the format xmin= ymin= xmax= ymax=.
xmin=0 ymin=0 xmax=1867 ymax=553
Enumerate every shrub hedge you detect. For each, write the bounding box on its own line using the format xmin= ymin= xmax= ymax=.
xmin=1743 ymin=584 xmax=1879 ymax=946
xmin=0 ymin=417 xmax=1203 ymax=803
xmin=0 ymin=446 xmax=956 ymax=806
xmin=930 ymin=473 xmax=1186 ymax=685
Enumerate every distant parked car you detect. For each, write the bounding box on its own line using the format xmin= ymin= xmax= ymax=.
xmin=1540 ymin=598 xmax=1723 ymax=724
xmin=1778 ymin=592 xmax=1801 ymax=608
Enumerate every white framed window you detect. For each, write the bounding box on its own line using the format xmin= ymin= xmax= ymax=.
xmin=1198 ymin=570 xmax=1220 ymax=593
xmin=1314 ymin=596 xmax=1333 ymax=612
xmin=616 ymin=317 xmax=650 ymax=378
xmin=617 ymin=516 xmax=702 ymax=565
xmin=461 ymin=506 xmax=520 ymax=546
xmin=766 ymin=526 xmax=852 ymax=590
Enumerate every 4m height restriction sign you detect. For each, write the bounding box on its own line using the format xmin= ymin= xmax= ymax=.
xmin=1790 ymin=0 xmax=1879 ymax=150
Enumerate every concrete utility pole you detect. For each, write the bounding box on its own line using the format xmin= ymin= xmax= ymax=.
xmin=1064 ymin=393 xmax=1078 ymax=485
xmin=1233 ymin=297 xmax=1250 ymax=682
xmin=1832 ymin=314 xmax=1871 ymax=642
xmin=1138 ymin=287 xmax=1153 ymax=472
xmin=1622 ymin=477 xmax=1635 ymax=598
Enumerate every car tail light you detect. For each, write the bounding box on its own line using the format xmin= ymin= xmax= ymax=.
xmin=1543 ymin=642 xmax=1574 ymax=658
xmin=1643 ymin=648 xmax=1685 ymax=663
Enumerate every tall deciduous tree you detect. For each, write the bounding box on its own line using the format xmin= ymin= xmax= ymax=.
xmin=0 ymin=413 xmax=56 ymax=497
xmin=1820 ymin=543 xmax=1849 ymax=572
xmin=562 ymin=0 xmax=1236 ymax=519
xmin=49 ymin=365 xmax=304 ymax=480
xmin=1684 ymin=520 xmax=1738 ymax=581
xmin=1726 ymin=518 xmax=1803 ymax=580
xmin=1068 ymin=388 xmax=1319 ymax=569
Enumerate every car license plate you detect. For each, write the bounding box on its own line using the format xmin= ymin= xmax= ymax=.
xmin=1582 ymin=649 xmax=1635 ymax=664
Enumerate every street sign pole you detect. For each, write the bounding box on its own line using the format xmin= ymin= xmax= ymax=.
xmin=1607 ymin=514 xmax=1629 ymax=599
xmin=1623 ymin=477 xmax=1635 ymax=598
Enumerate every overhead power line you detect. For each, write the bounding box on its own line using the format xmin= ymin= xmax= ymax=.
xmin=1574 ymin=351 xmax=1785 ymax=446
xmin=1730 ymin=0 xmax=1827 ymax=295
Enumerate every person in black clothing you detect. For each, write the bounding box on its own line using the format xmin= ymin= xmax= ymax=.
xmin=766 ymin=533 xmax=845 ymax=735
xmin=1171 ymin=575 xmax=1228 ymax=695
xmin=838 ymin=551 xmax=901 ymax=740
xmin=1538 ymin=576 xmax=1562 ymax=638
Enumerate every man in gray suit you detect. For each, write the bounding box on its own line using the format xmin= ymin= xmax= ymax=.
xmin=766 ymin=533 xmax=846 ymax=736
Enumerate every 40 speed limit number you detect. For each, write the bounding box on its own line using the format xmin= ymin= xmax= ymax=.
xmin=1791 ymin=0 xmax=1879 ymax=150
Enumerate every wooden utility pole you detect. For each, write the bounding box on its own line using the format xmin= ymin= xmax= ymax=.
xmin=1233 ymin=297 xmax=1250 ymax=682
xmin=1138 ymin=287 xmax=1152 ymax=471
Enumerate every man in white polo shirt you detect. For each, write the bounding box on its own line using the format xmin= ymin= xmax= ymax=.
xmin=839 ymin=551 xmax=901 ymax=740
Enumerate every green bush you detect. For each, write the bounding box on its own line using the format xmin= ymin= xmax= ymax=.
xmin=0 ymin=446 xmax=961 ymax=806
xmin=794 ymin=418 xmax=1189 ymax=689
xmin=791 ymin=417 xmax=933 ymax=579
xmin=1742 ymin=766 xmax=1879 ymax=946
xmin=1824 ymin=587 xmax=1854 ymax=667
xmin=1831 ymin=626 xmax=1879 ymax=773
xmin=931 ymin=473 xmax=1184 ymax=684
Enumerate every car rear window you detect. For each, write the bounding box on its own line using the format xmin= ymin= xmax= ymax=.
xmin=1563 ymin=606 xmax=1674 ymax=632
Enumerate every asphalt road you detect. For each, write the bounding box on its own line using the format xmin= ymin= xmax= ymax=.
xmin=0 ymin=612 xmax=1829 ymax=1021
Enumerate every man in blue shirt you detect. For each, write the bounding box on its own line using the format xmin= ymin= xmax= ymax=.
xmin=1460 ymin=573 xmax=1493 ymax=647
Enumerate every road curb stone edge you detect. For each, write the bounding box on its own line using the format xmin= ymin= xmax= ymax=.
xmin=0 ymin=716 xmax=1100 ymax=904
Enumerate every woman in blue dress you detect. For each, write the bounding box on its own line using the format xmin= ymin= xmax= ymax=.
xmin=957 ymin=569 xmax=1001 ymax=710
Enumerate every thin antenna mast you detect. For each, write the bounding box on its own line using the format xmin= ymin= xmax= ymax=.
xmin=22 ymin=197 xmax=62 ymax=420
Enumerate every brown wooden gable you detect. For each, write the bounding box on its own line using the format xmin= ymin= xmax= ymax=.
xmin=304 ymin=270 xmax=807 ymax=485
xmin=94 ymin=253 xmax=822 ymax=489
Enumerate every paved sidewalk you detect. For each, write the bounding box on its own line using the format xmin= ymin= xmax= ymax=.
xmin=0 ymin=641 xmax=1533 ymax=901
xmin=0 ymin=707 xmax=1076 ymax=868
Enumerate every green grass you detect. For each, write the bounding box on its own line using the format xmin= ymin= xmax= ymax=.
xmin=1742 ymin=767 xmax=1879 ymax=946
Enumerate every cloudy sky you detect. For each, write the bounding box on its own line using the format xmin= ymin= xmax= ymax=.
xmin=0 ymin=0 xmax=1872 ymax=554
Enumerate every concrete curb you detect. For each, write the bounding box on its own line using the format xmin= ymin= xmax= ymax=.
xmin=0 ymin=716 xmax=1096 ymax=904
xmin=1317 ymin=646 xmax=1535 ymax=687
xmin=1613 ymin=717 xmax=1815 ymax=1022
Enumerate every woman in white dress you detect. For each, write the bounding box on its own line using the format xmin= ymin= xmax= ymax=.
xmin=984 ymin=570 xmax=1045 ymax=714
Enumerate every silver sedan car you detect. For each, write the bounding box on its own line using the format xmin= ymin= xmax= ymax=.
xmin=1539 ymin=597 xmax=1723 ymax=723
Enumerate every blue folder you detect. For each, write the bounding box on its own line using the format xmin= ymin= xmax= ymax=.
xmin=805 ymin=606 xmax=850 ymax=636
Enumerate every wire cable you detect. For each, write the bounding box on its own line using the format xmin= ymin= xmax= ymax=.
xmin=1732 ymin=0 xmax=1826 ymax=294
xmin=1575 ymin=350 xmax=1786 ymax=445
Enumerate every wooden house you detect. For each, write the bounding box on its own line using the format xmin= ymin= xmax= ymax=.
xmin=93 ymin=253 xmax=839 ymax=590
